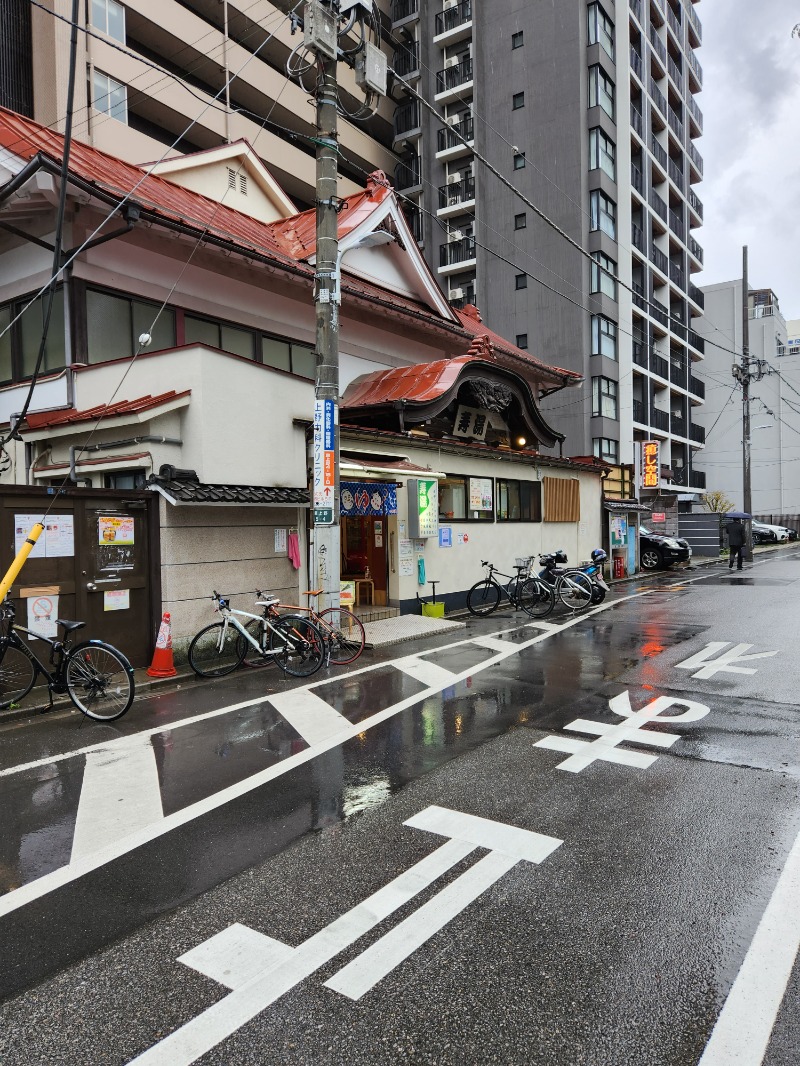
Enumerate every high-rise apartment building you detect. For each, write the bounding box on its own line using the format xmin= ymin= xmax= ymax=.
xmin=1 ymin=0 xmax=395 ymax=205
xmin=390 ymin=0 xmax=707 ymax=483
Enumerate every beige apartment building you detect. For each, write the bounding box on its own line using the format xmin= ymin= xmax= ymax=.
xmin=2 ymin=0 xmax=396 ymax=204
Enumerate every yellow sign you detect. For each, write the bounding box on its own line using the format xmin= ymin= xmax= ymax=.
xmin=642 ymin=440 xmax=659 ymax=489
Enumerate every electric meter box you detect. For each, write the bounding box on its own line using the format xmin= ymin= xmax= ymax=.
xmin=356 ymin=41 xmax=388 ymax=96
xmin=304 ymin=1 xmax=337 ymax=60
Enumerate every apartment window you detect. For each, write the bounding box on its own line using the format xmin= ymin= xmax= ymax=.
xmin=591 ymin=250 xmax=617 ymax=299
xmin=589 ymin=127 xmax=616 ymax=179
xmin=497 ymin=479 xmax=542 ymax=522
xmin=512 ymin=31 xmax=524 ymax=49
xmin=439 ymin=476 xmax=493 ymax=521
xmin=515 ymin=273 xmax=527 ymax=290
xmin=92 ymin=69 xmax=127 ymax=123
xmin=514 ymin=213 xmax=527 ymax=230
xmin=593 ymin=437 xmax=619 ymax=463
xmin=513 ymin=152 xmax=526 ymax=169
xmin=90 ymin=0 xmax=125 ymax=43
xmin=185 ymin=315 xmax=255 ymax=359
xmin=588 ymin=64 xmax=615 ymax=120
xmin=592 ymin=376 xmax=618 ymax=419
xmin=591 ymin=315 xmax=618 ymax=359
xmin=4 ymin=289 xmax=67 ymax=380
xmin=262 ymin=335 xmax=316 ymax=378
xmin=105 ymin=470 xmax=147 ymax=490
xmin=87 ymin=288 xmax=175 ymax=362
xmin=589 ymin=189 xmax=617 ymax=238
xmin=587 ymin=2 xmax=615 ymax=60
xmin=516 ymin=333 xmax=528 ymax=350
xmin=512 ymin=92 xmax=525 ymax=110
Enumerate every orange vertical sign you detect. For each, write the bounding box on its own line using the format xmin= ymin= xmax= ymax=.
xmin=642 ymin=440 xmax=659 ymax=488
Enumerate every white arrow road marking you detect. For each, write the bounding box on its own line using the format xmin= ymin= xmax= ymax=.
xmin=697 ymin=824 xmax=800 ymax=1066
xmin=676 ymin=641 xmax=778 ymax=680
xmin=130 ymin=807 xmax=562 ymax=1065
xmin=266 ymin=690 xmax=349 ymax=746
xmin=393 ymin=656 xmax=457 ymax=689
xmin=179 ymin=924 xmax=294 ymax=990
xmin=70 ymin=734 xmax=162 ymax=862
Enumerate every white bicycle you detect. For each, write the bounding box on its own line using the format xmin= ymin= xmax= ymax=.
xmin=188 ymin=591 xmax=325 ymax=679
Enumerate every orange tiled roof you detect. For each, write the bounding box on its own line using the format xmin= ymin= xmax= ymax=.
xmin=342 ymin=356 xmax=480 ymax=409
xmin=24 ymin=391 xmax=190 ymax=430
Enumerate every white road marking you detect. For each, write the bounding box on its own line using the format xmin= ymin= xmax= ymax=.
xmin=266 ymin=690 xmax=349 ymax=745
xmin=179 ymin=924 xmax=294 ymax=990
xmin=470 ymin=635 xmax=518 ymax=653
xmin=697 ymin=824 xmax=800 ymax=1066
xmin=130 ymin=833 xmax=477 ymax=1065
xmin=0 ymin=592 xmax=646 ymax=919
xmin=70 ymin=734 xmax=163 ymax=862
xmin=393 ymin=656 xmax=457 ymax=689
xmin=676 ymin=641 xmax=778 ymax=680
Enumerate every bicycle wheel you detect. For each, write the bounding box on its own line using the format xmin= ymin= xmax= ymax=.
xmin=519 ymin=578 xmax=555 ymax=619
xmin=270 ymin=615 xmax=325 ymax=677
xmin=188 ymin=621 xmax=245 ymax=678
xmin=318 ymin=608 xmax=366 ymax=666
xmin=239 ymin=618 xmax=273 ymax=668
xmin=466 ymin=580 xmax=501 ymax=616
xmin=558 ymin=571 xmax=594 ymax=612
xmin=65 ymin=641 xmax=135 ymax=721
xmin=590 ymin=581 xmax=606 ymax=605
xmin=0 ymin=643 xmax=37 ymax=708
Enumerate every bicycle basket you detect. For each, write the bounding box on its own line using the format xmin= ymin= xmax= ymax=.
xmin=514 ymin=556 xmax=533 ymax=571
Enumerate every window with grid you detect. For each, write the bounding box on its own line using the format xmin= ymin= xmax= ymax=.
xmin=590 ymin=189 xmax=617 ymax=239
xmin=592 ymin=376 xmax=618 ymax=419
xmin=589 ymin=127 xmax=616 ymax=179
xmin=591 ymin=251 xmax=617 ymax=299
xmin=496 ymin=479 xmax=542 ymax=522
xmin=87 ymin=288 xmax=175 ymax=363
xmin=587 ymin=2 xmax=615 ymax=60
xmin=591 ymin=315 xmax=618 ymax=359
xmin=92 ymin=70 xmax=127 ymax=122
xmin=588 ymin=64 xmax=615 ymax=120
xmin=1 ymin=289 xmax=67 ymax=380
xmin=593 ymin=437 xmax=619 ymax=463
xmin=90 ymin=0 xmax=125 ymax=42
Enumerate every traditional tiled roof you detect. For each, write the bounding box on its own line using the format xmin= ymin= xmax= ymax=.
xmin=342 ymin=356 xmax=479 ymax=409
xmin=23 ymin=391 xmax=191 ymax=430
xmin=149 ymin=470 xmax=309 ymax=506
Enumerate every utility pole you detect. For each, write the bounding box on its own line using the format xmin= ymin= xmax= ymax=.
xmin=741 ymin=246 xmax=753 ymax=560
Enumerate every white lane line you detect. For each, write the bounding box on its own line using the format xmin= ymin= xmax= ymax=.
xmin=129 ymin=837 xmax=476 ymax=1066
xmin=697 ymin=824 xmax=800 ymax=1066
xmin=0 ymin=591 xmax=651 ymax=920
xmin=470 ymin=635 xmax=516 ymax=653
xmin=179 ymin=924 xmax=294 ymax=991
xmin=266 ymin=690 xmax=349 ymax=746
xmin=393 ymin=656 xmax=457 ymax=689
xmin=325 ymin=851 xmax=518 ymax=1001
xmin=70 ymin=734 xmax=163 ymax=862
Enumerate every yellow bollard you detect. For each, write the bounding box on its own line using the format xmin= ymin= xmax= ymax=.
xmin=0 ymin=522 xmax=44 ymax=604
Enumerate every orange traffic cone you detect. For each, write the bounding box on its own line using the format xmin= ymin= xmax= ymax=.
xmin=147 ymin=612 xmax=177 ymax=678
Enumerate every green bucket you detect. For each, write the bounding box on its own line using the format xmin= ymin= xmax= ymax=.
xmin=421 ymin=602 xmax=445 ymax=618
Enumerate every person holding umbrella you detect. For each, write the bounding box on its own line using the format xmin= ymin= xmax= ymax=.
xmin=726 ymin=511 xmax=751 ymax=570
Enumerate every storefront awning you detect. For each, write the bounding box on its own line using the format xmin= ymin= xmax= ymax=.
xmin=603 ymin=499 xmax=651 ymax=513
xmin=340 ymin=457 xmax=446 ymax=480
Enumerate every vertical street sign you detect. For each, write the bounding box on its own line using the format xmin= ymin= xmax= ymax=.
xmin=641 ymin=440 xmax=659 ymax=491
xmin=313 ymin=398 xmax=335 ymax=525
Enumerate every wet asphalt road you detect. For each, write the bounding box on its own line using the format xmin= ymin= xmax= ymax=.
xmin=0 ymin=552 xmax=799 ymax=1065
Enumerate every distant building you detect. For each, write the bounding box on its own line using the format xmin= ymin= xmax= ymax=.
xmin=694 ymin=280 xmax=800 ymax=515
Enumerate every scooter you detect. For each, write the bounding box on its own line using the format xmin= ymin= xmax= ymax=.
xmin=579 ymin=548 xmax=610 ymax=604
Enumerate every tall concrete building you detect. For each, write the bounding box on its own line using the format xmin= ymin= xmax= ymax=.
xmin=695 ymin=281 xmax=800 ymax=516
xmin=1 ymin=0 xmax=396 ymax=204
xmin=390 ymin=0 xmax=707 ymax=483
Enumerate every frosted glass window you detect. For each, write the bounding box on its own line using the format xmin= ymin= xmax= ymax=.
xmin=185 ymin=316 xmax=219 ymax=348
xmin=261 ymin=336 xmax=291 ymax=371
xmin=292 ymin=344 xmax=316 ymax=379
xmin=87 ymin=289 xmax=131 ymax=362
xmin=220 ymin=324 xmax=254 ymax=359
xmin=132 ymin=301 xmax=174 ymax=352
xmin=20 ymin=289 xmax=66 ymax=376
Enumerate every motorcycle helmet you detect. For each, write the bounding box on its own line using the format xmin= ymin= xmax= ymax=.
xmin=591 ymin=548 xmax=608 ymax=563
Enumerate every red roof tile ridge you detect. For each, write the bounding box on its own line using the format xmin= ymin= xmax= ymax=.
xmin=23 ymin=389 xmax=189 ymax=430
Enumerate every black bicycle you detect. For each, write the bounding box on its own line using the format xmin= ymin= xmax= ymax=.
xmin=0 ymin=599 xmax=135 ymax=720
xmin=466 ymin=559 xmax=555 ymax=618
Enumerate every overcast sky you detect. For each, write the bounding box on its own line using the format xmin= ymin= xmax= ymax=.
xmin=697 ymin=1 xmax=800 ymax=322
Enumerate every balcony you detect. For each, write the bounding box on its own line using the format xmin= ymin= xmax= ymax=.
xmin=436 ymin=113 xmax=474 ymax=157
xmin=666 ymin=5 xmax=682 ymax=42
xmin=671 ymin=414 xmax=687 ymax=437
xmin=667 ymin=155 xmax=684 ymax=191
xmin=394 ymin=157 xmax=421 ymax=190
xmin=689 ymin=283 xmax=705 ymax=309
xmin=449 ymin=283 xmax=476 ymax=311
xmin=687 ymin=95 xmax=703 ymax=134
xmin=668 ymin=107 xmax=684 ymax=142
xmin=633 ymin=282 xmax=648 ymax=312
xmin=438 ymin=174 xmax=475 ymax=213
xmin=670 ymin=261 xmax=685 ymax=290
xmin=668 ymin=206 xmax=684 ymax=241
xmin=690 ymin=423 xmax=706 ymax=444
xmin=650 ymin=134 xmax=667 ymax=171
xmin=649 ymin=187 xmax=668 ymax=223
xmin=689 ymin=469 xmax=706 ymax=488
xmin=633 ymin=398 xmax=647 ymax=423
xmin=651 ymin=298 xmax=670 ymax=329
xmin=688 ymin=330 xmax=705 ymax=354
xmin=403 ymin=205 xmax=424 ymax=244
xmin=633 ymin=341 xmax=649 ymax=368
xmin=435 ymin=56 xmax=473 ymax=98
xmin=651 ymin=244 xmax=669 ymax=277
xmin=632 ymin=221 xmax=647 ymax=254
xmin=687 ymin=141 xmax=703 ymax=177
xmin=689 ymin=374 xmax=705 ymax=399
xmin=670 ymin=361 xmax=687 ymax=388
xmin=649 ymin=25 xmax=667 ymax=66
xmin=667 ymin=55 xmax=683 ymax=92
xmin=689 ymin=236 xmax=704 ymax=264
xmin=393 ymin=43 xmax=420 ymax=79
xmin=630 ymin=0 xmax=643 ymax=24
xmin=651 ymin=0 xmax=665 ymax=25
xmin=631 ymin=46 xmax=644 ymax=81
xmin=651 ymin=406 xmax=670 ymax=431
xmin=439 ymin=236 xmax=476 ymax=271
xmin=434 ymin=0 xmax=473 ymax=44
xmin=684 ymin=0 xmax=702 ymax=45
xmin=649 ymin=78 xmax=667 ymax=118
xmin=688 ymin=188 xmax=704 ymax=220
xmin=393 ymin=101 xmax=420 ymax=141
xmin=391 ymin=0 xmax=418 ymax=22
xmin=631 ymin=162 xmax=645 ymax=195
xmin=686 ymin=47 xmax=703 ymax=88
xmin=631 ymin=103 xmax=644 ymax=138
xmin=651 ymin=351 xmax=669 ymax=379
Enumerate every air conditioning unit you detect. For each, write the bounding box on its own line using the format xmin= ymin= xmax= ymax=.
xmin=449 ymin=287 xmax=464 ymax=301
xmin=446 ymin=114 xmax=460 ymax=126
xmin=448 ymin=172 xmax=461 ymax=184
xmin=444 ymin=0 xmax=458 ymax=9
xmin=445 ymin=56 xmax=459 ymax=68
xmin=449 ymin=229 xmax=463 ymax=241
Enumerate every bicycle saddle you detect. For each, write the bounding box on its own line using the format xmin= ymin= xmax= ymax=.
xmin=256 ymin=596 xmax=280 ymax=607
xmin=56 ymin=619 xmax=86 ymax=632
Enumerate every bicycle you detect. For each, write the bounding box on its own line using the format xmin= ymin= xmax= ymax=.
xmin=537 ymin=551 xmax=594 ymax=612
xmin=0 ymin=598 xmax=135 ymax=721
xmin=241 ymin=588 xmax=366 ymax=668
xmin=188 ymin=591 xmax=325 ymax=679
xmin=466 ymin=559 xmax=555 ymax=618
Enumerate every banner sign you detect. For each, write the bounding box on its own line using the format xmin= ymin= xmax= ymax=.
xmin=313 ymin=399 xmax=336 ymax=523
xmin=408 ymin=479 xmax=439 ymax=539
xmin=641 ymin=440 xmax=659 ymax=489
xmin=340 ymin=482 xmax=397 ymax=516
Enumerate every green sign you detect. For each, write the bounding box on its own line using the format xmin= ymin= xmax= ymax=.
xmin=314 ymin=508 xmax=333 ymax=525
xmin=408 ymin=478 xmax=439 ymax=539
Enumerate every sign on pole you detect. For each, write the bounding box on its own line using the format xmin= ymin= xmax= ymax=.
xmin=313 ymin=398 xmax=335 ymax=525
xmin=641 ymin=440 xmax=659 ymax=490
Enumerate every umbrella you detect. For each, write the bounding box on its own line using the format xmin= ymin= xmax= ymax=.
xmin=726 ymin=511 xmax=752 ymax=519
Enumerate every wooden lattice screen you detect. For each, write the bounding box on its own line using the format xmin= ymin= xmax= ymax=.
xmin=543 ymin=477 xmax=581 ymax=523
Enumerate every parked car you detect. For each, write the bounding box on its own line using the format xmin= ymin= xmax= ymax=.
xmin=752 ymin=521 xmax=789 ymax=544
xmin=775 ymin=525 xmax=799 ymax=541
xmin=639 ymin=527 xmax=693 ymax=570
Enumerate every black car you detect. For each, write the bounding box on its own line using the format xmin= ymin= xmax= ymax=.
xmin=639 ymin=526 xmax=692 ymax=570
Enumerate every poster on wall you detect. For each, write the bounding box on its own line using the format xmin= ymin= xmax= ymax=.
xmin=340 ymin=581 xmax=356 ymax=608
xmin=399 ymin=540 xmax=414 ymax=577
xmin=27 ymin=594 xmax=59 ymax=639
xmin=274 ymin=528 xmax=287 ymax=553
xmin=104 ymin=589 xmax=130 ymax=611
xmin=14 ymin=514 xmax=75 ymax=559
xmin=610 ymin=516 xmax=628 ymax=547
xmin=439 ymin=527 xmax=452 ymax=548
xmin=468 ymin=478 xmax=493 ymax=513
xmin=98 ymin=515 xmax=135 ymax=545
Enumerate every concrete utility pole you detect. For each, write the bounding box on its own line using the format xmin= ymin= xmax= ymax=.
xmin=741 ymin=246 xmax=753 ymax=559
